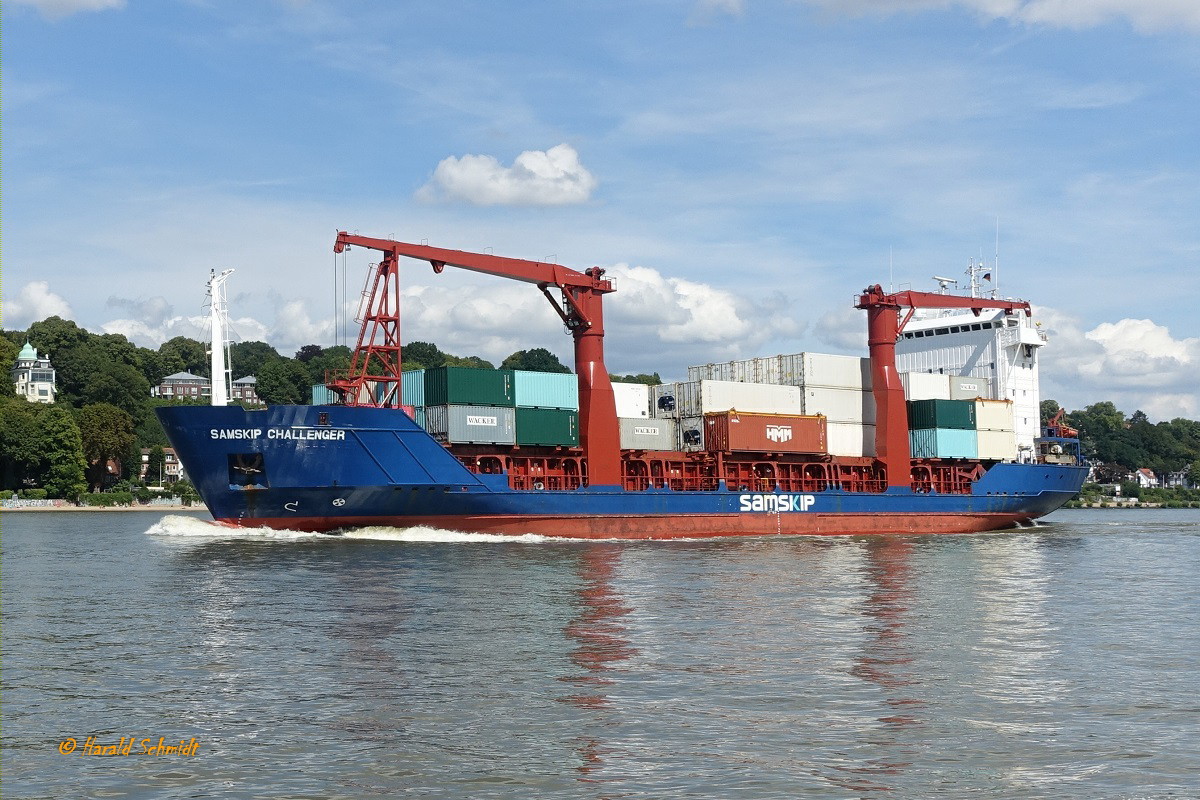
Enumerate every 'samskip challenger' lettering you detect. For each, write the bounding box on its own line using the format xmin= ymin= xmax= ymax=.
xmin=210 ymin=428 xmax=346 ymax=441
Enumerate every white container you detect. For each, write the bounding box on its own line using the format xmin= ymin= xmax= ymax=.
xmin=618 ymin=417 xmax=677 ymax=450
xmin=901 ymin=372 xmax=951 ymax=401
xmin=802 ymin=386 xmax=876 ymax=424
xmin=950 ymin=376 xmax=993 ymax=401
xmin=977 ymin=428 xmax=1017 ymax=460
xmin=827 ymin=422 xmax=876 ymax=458
xmin=788 ymin=353 xmax=872 ymax=389
xmin=652 ymin=383 xmax=680 ymax=418
xmin=653 ymin=380 xmax=804 ymax=418
xmin=612 ymin=382 xmax=651 ymax=418
xmin=975 ymin=399 xmax=1015 ymax=431
xmin=678 ymin=416 xmax=705 ymax=451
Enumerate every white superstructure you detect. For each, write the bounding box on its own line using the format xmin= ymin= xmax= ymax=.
xmin=895 ymin=264 xmax=1045 ymax=459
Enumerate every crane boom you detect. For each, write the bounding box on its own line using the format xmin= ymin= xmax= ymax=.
xmin=855 ymin=284 xmax=1032 ymax=488
xmin=332 ymin=232 xmax=622 ymax=487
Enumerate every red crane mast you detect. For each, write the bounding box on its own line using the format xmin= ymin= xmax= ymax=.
xmin=330 ymin=232 xmax=623 ymax=487
xmin=855 ymin=284 xmax=1032 ymax=488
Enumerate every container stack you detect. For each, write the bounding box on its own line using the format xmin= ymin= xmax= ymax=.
xmin=512 ymin=371 xmax=578 ymax=446
xmin=975 ymin=398 xmax=1017 ymax=460
xmin=423 ymin=366 xmax=518 ymax=445
xmin=907 ymin=399 xmax=978 ymax=459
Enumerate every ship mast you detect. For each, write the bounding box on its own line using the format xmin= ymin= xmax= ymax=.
xmin=207 ymin=269 xmax=235 ymax=407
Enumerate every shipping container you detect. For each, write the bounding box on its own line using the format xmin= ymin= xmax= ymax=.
xmin=788 ymin=352 xmax=872 ymax=389
xmin=910 ymin=428 xmax=978 ymax=459
xmin=687 ymin=352 xmax=873 ymax=389
xmin=907 ymin=398 xmax=976 ymax=431
xmin=618 ymin=417 xmax=677 ymax=450
xmin=311 ymin=384 xmax=336 ymax=405
xmin=703 ymin=412 xmax=827 ymax=454
xmin=949 ymin=376 xmax=993 ymax=401
xmin=663 ymin=380 xmax=804 ymax=418
xmin=514 ymin=370 xmax=578 ymax=410
xmin=974 ymin=399 xmax=1015 ymax=431
xmin=612 ymin=382 xmax=651 ymax=418
xmin=652 ymin=383 xmax=679 ymax=418
xmin=678 ymin=416 xmax=706 ymax=451
xmin=827 ymin=422 xmax=876 ymax=458
xmin=425 ymin=405 xmax=516 ymax=444
xmin=515 ymin=407 xmax=579 ymax=446
xmin=401 ymin=369 xmax=425 ymax=407
xmin=977 ymin=428 xmax=1016 ymax=460
xmin=801 ymin=386 xmax=876 ymax=424
xmin=424 ymin=366 xmax=515 ymax=407
xmin=900 ymin=372 xmax=951 ymax=401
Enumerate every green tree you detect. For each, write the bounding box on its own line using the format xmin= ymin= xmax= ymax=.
xmin=304 ymin=345 xmax=353 ymax=385
xmin=257 ymin=359 xmax=313 ymax=404
xmin=79 ymin=360 xmax=152 ymax=419
xmin=0 ymin=338 xmax=19 ymax=398
xmin=295 ymin=344 xmax=324 ymax=363
xmin=146 ymin=445 xmax=167 ymax=486
xmin=1040 ymin=399 xmax=1060 ymax=424
xmin=78 ymin=403 xmax=138 ymax=491
xmin=159 ymin=336 xmax=209 ymax=378
xmin=611 ymin=372 xmax=663 ymax=385
xmin=36 ymin=404 xmax=87 ymax=499
xmin=403 ymin=341 xmax=446 ymax=369
xmin=229 ymin=340 xmax=281 ymax=380
xmin=501 ymin=347 xmax=571 ymax=373
xmin=0 ymin=397 xmax=41 ymax=489
xmin=442 ymin=354 xmax=494 ymax=370
xmin=1187 ymin=460 xmax=1200 ymax=488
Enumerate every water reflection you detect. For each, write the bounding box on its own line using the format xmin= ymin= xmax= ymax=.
xmin=829 ymin=538 xmax=924 ymax=795
xmin=558 ymin=544 xmax=638 ymax=782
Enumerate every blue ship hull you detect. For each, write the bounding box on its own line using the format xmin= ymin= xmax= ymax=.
xmin=157 ymin=404 xmax=1087 ymax=538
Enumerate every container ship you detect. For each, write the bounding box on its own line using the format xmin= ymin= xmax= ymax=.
xmin=157 ymin=232 xmax=1086 ymax=538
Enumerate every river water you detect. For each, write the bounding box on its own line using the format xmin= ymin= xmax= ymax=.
xmin=2 ymin=508 xmax=1198 ymax=799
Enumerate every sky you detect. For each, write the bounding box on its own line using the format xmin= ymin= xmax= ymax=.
xmin=3 ymin=0 xmax=1199 ymax=421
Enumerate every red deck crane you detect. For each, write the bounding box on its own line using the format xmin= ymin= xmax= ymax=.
xmin=330 ymin=232 xmax=623 ymax=487
xmin=855 ymin=284 xmax=1032 ymax=488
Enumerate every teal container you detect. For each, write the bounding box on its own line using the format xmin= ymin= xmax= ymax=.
xmin=401 ymin=368 xmax=425 ymax=407
xmin=515 ymin=407 xmax=579 ymax=446
xmin=910 ymin=428 xmax=978 ymax=459
xmin=311 ymin=384 xmax=336 ymax=405
xmin=424 ymin=367 xmax=515 ymax=407
xmin=907 ymin=399 xmax=976 ymax=431
xmin=514 ymin=370 xmax=578 ymax=410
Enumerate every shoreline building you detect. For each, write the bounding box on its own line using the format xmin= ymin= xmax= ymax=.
xmin=11 ymin=342 xmax=57 ymax=404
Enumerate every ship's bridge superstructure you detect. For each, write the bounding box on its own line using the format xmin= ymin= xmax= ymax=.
xmin=894 ymin=268 xmax=1046 ymax=459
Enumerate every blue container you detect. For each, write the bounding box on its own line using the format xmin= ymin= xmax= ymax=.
xmin=514 ymin=370 xmax=578 ymax=410
xmin=401 ymin=369 xmax=425 ymax=407
xmin=311 ymin=384 xmax=336 ymax=405
xmin=910 ymin=428 xmax=978 ymax=459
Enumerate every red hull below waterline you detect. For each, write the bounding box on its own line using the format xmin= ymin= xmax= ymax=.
xmin=214 ymin=512 xmax=1037 ymax=538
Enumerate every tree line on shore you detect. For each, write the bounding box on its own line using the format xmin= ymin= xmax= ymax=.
xmin=0 ymin=317 xmax=659 ymax=499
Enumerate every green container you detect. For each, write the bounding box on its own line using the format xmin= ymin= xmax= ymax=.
xmin=907 ymin=399 xmax=976 ymax=431
xmin=515 ymin=407 xmax=579 ymax=446
xmin=424 ymin=367 xmax=514 ymax=407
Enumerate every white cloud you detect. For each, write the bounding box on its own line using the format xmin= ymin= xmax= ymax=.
xmin=1037 ymin=307 xmax=1200 ymax=421
xmin=2 ymin=281 xmax=74 ymax=329
xmin=9 ymin=0 xmax=124 ymax=21
xmin=814 ymin=307 xmax=868 ymax=351
xmin=417 ymin=144 xmax=598 ymax=206
xmin=797 ymin=0 xmax=1200 ymax=32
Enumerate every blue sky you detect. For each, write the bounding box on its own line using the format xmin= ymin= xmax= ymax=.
xmin=4 ymin=0 xmax=1199 ymax=420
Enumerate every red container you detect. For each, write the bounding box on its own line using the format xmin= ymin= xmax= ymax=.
xmin=703 ymin=412 xmax=827 ymax=454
